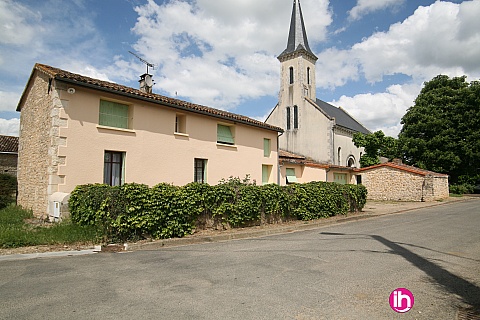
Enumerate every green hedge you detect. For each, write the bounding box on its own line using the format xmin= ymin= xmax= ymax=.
xmin=69 ymin=179 xmax=367 ymax=242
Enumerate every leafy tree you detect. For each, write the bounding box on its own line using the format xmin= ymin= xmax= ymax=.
xmin=398 ymin=75 xmax=480 ymax=184
xmin=0 ymin=174 xmax=17 ymax=209
xmin=353 ymin=131 xmax=399 ymax=167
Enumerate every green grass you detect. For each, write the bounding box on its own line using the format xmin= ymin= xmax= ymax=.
xmin=0 ymin=205 xmax=102 ymax=248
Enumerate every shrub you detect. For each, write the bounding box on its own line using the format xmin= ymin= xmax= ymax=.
xmin=0 ymin=174 xmax=17 ymax=209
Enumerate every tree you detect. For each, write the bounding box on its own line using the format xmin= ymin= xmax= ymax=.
xmin=353 ymin=130 xmax=399 ymax=168
xmin=398 ymin=75 xmax=480 ymax=184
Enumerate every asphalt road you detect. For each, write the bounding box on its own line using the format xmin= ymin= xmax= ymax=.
xmin=0 ymin=200 xmax=479 ymax=319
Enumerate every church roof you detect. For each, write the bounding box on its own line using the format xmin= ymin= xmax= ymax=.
xmin=314 ymin=99 xmax=371 ymax=135
xmin=278 ymin=0 xmax=317 ymax=61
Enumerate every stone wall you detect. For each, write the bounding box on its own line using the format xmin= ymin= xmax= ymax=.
xmin=17 ymin=71 xmax=61 ymax=218
xmin=0 ymin=154 xmax=17 ymax=176
xmin=361 ymin=166 xmax=449 ymax=202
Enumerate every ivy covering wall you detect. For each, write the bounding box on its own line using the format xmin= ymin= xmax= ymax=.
xmin=69 ymin=178 xmax=367 ymax=242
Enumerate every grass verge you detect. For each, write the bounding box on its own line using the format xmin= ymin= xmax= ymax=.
xmin=0 ymin=205 xmax=101 ymax=248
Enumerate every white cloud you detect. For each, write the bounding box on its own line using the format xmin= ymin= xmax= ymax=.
xmin=348 ymin=0 xmax=405 ymax=21
xmin=0 ymin=91 xmax=21 ymax=112
xmin=0 ymin=118 xmax=20 ymax=136
xmin=127 ymin=0 xmax=331 ymax=109
xmin=331 ymin=83 xmax=421 ymax=137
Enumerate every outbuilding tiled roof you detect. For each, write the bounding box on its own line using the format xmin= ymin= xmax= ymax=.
xmin=0 ymin=135 xmax=19 ymax=153
xmin=356 ymin=162 xmax=448 ymax=177
xmin=19 ymin=63 xmax=283 ymax=133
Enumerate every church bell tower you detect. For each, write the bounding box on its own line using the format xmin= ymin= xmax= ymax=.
xmin=277 ymin=0 xmax=317 ymax=131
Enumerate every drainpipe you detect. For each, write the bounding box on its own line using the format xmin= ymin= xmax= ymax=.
xmin=277 ymin=131 xmax=284 ymax=185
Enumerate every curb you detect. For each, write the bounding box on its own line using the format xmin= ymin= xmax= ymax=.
xmin=126 ymin=197 xmax=477 ymax=252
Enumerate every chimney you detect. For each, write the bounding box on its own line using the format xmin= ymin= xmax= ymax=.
xmin=139 ymin=73 xmax=153 ymax=93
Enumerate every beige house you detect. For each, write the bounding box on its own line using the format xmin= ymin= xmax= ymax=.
xmin=266 ymin=0 xmax=370 ymax=171
xmin=357 ymin=161 xmax=449 ymax=201
xmin=0 ymin=135 xmax=18 ymax=177
xmin=16 ymin=64 xmax=282 ymax=218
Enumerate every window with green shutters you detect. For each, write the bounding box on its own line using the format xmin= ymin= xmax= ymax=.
xmin=333 ymin=173 xmax=347 ymax=185
xmin=217 ymin=124 xmax=234 ymax=145
xmin=99 ymin=100 xmax=129 ymax=129
xmin=262 ymin=165 xmax=272 ymax=185
xmin=286 ymin=168 xmax=297 ymax=184
xmin=264 ymin=138 xmax=271 ymax=157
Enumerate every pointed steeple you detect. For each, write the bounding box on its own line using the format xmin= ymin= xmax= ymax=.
xmin=278 ymin=0 xmax=317 ymax=61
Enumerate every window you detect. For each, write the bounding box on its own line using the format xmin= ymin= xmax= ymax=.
xmin=217 ymin=124 xmax=234 ymax=145
xmin=338 ymin=147 xmax=342 ymax=165
xmin=289 ymin=67 xmax=294 ymax=84
xmin=286 ymin=107 xmax=291 ymax=130
xmin=264 ymin=138 xmax=271 ymax=157
xmin=307 ymin=67 xmax=311 ymax=85
xmin=334 ymin=173 xmax=347 ymax=185
xmin=175 ymin=114 xmax=187 ymax=134
xmin=286 ymin=168 xmax=297 ymax=184
xmin=262 ymin=165 xmax=272 ymax=185
xmin=293 ymin=105 xmax=298 ymax=129
xmin=194 ymin=158 xmax=207 ymax=183
xmin=99 ymin=100 xmax=129 ymax=129
xmin=104 ymin=151 xmax=125 ymax=186
xmin=356 ymin=175 xmax=362 ymax=185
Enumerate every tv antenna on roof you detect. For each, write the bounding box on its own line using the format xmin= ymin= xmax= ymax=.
xmin=128 ymin=50 xmax=156 ymax=74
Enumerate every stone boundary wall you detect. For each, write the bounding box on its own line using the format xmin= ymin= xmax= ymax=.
xmin=0 ymin=154 xmax=17 ymax=176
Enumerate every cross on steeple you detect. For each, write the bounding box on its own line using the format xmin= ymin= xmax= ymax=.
xmin=278 ymin=0 xmax=317 ymax=61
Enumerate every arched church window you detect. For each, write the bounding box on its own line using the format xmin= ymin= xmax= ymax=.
xmin=337 ymin=147 xmax=341 ymax=165
xmin=289 ymin=67 xmax=294 ymax=84
xmin=347 ymin=156 xmax=356 ymax=167
xmin=307 ymin=67 xmax=311 ymax=85
xmin=286 ymin=107 xmax=291 ymax=130
xmin=293 ymin=105 xmax=298 ymax=129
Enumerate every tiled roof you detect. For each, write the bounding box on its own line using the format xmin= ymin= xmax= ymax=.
xmin=279 ymin=149 xmax=306 ymax=160
xmin=21 ymin=64 xmax=283 ymax=133
xmin=356 ymin=162 xmax=448 ymax=177
xmin=314 ymin=99 xmax=371 ymax=135
xmin=0 ymin=135 xmax=19 ymax=153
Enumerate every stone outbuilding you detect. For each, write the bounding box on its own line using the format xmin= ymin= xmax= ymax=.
xmin=357 ymin=161 xmax=449 ymax=202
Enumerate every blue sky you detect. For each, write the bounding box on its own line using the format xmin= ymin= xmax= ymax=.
xmin=1 ymin=0 xmax=479 ymax=137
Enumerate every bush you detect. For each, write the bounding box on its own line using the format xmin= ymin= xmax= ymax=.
xmin=69 ymin=179 xmax=368 ymax=242
xmin=0 ymin=174 xmax=17 ymax=209
xmin=449 ymin=183 xmax=474 ymax=195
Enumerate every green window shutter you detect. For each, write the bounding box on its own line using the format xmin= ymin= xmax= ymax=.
xmin=217 ymin=124 xmax=234 ymax=145
xmin=99 ymin=100 xmax=129 ymax=129
xmin=286 ymin=168 xmax=297 ymax=183
xmin=262 ymin=165 xmax=269 ymax=185
xmin=264 ymin=138 xmax=271 ymax=157
xmin=334 ymin=173 xmax=347 ymax=185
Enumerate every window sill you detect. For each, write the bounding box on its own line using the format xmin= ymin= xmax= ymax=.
xmin=216 ymin=143 xmax=237 ymax=149
xmin=97 ymin=125 xmax=135 ymax=134
xmin=174 ymin=132 xmax=189 ymax=138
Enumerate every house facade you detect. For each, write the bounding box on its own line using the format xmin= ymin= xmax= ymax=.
xmin=17 ymin=64 xmax=282 ymax=218
xmin=266 ymin=0 xmax=370 ymax=170
xmin=0 ymin=135 xmax=18 ymax=177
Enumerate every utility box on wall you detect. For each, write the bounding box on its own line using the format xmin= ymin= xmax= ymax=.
xmin=48 ymin=192 xmax=70 ymax=222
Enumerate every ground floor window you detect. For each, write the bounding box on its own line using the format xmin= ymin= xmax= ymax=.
xmin=194 ymin=158 xmax=207 ymax=183
xmin=262 ymin=165 xmax=272 ymax=185
xmin=333 ymin=173 xmax=347 ymax=185
xmin=286 ymin=168 xmax=298 ymax=184
xmin=104 ymin=151 xmax=125 ymax=186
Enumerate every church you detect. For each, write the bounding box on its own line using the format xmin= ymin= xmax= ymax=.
xmin=266 ymin=0 xmax=370 ymax=184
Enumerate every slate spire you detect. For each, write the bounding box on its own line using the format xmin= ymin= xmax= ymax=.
xmin=278 ymin=0 xmax=317 ymax=61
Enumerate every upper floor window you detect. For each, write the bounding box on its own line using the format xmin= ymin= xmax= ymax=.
xmin=264 ymin=138 xmax=271 ymax=157
xmin=289 ymin=67 xmax=294 ymax=84
xmin=293 ymin=105 xmax=298 ymax=129
xmin=217 ymin=124 xmax=235 ymax=145
xmin=286 ymin=107 xmax=291 ymax=130
xmin=99 ymin=100 xmax=129 ymax=129
xmin=307 ymin=67 xmax=311 ymax=85
xmin=175 ymin=114 xmax=187 ymax=134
